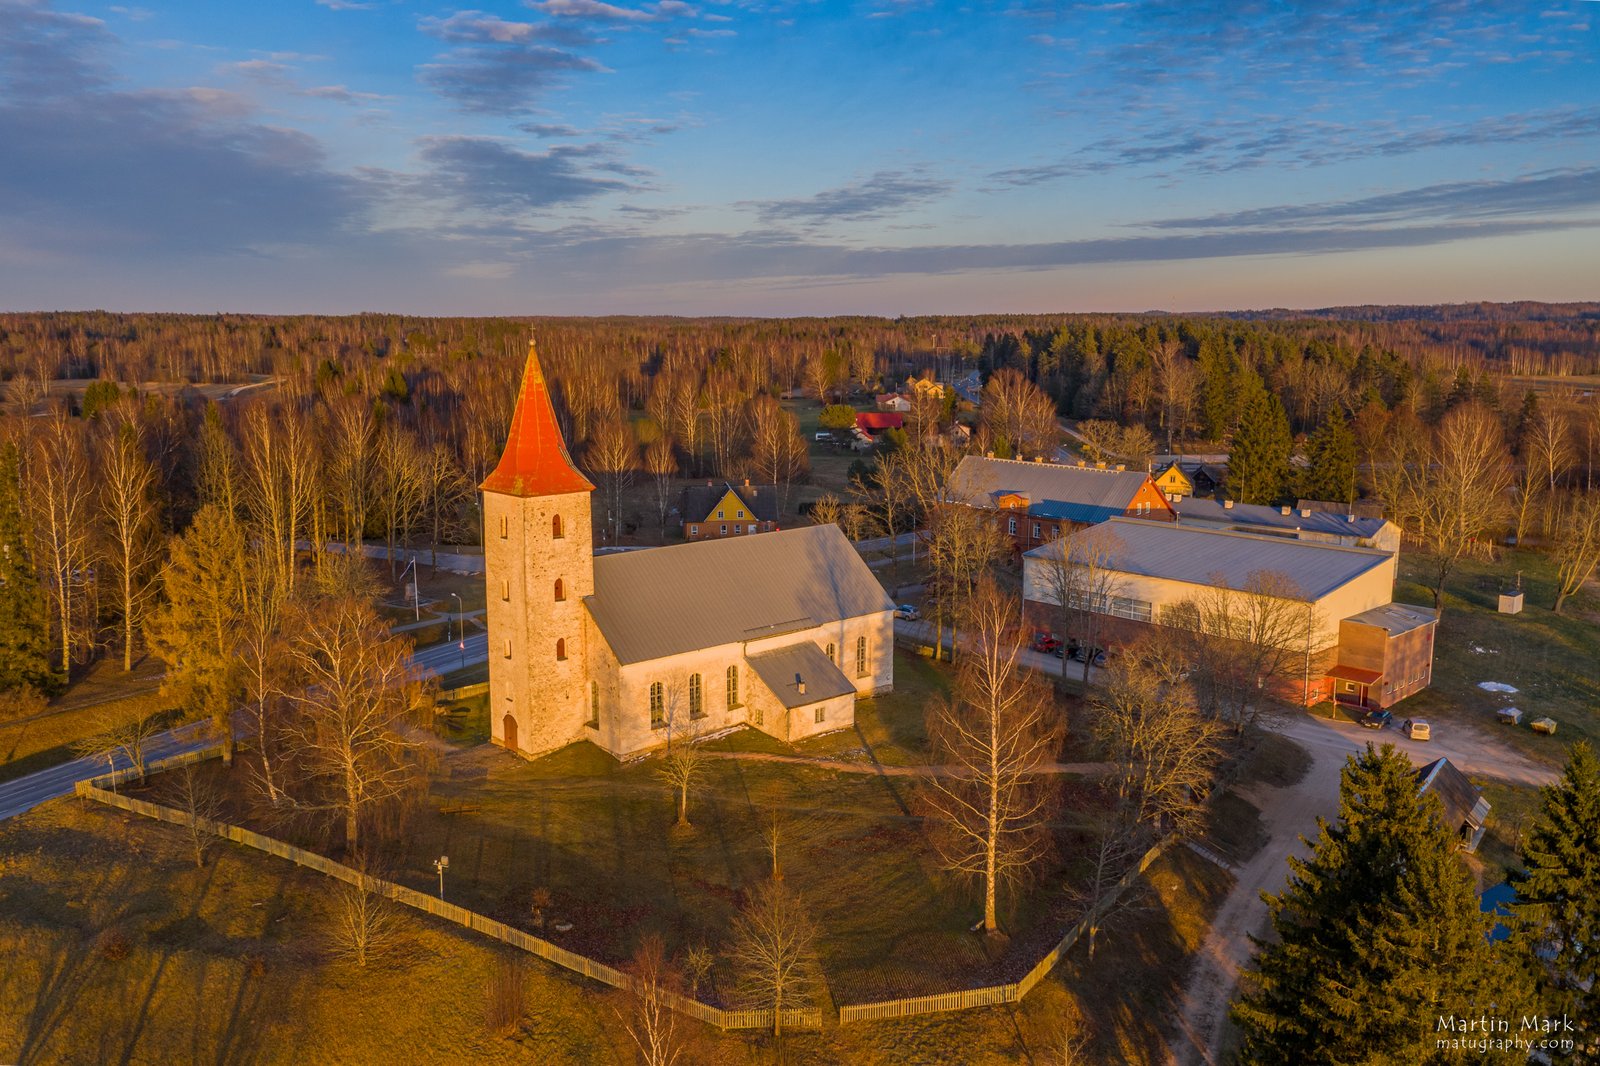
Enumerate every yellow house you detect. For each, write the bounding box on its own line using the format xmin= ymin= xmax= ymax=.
xmin=1153 ymin=461 xmax=1193 ymax=498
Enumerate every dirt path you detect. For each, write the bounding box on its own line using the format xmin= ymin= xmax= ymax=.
xmin=1166 ymin=713 xmax=1558 ymax=1065
xmin=700 ymin=749 xmax=1114 ymax=777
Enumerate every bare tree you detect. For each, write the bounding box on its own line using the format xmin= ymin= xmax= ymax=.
xmin=1031 ymin=524 xmax=1127 ymax=684
xmin=746 ymin=396 xmax=808 ymax=515
xmin=329 ymin=870 xmax=400 ymax=968
xmin=1367 ymin=408 xmax=1432 ymax=537
xmin=373 ymin=421 xmax=429 ymax=577
xmin=657 ymin=718 xmax=706 ymax=829
xmin=803 ymin=351 xmax=842 ymax=403
xmin=620 ymin=934 xmax=685 ymax=1066
xmin=160 ymin=763 xmax=225 ymax=868
xmin=75 ymin=710 xmax=166 ymax=788
xmin=922 ymin=577 xmax=1063 ymax=935
xmin=1552 ymin=490 xmax=1600 ymax=614
xmin=643 ymin=435 xmax=677 ymax=535
xmin=979 ymin=370 xmax=1058 ymax=459
xmin=22 ymin=411 xmax=95 ymax=675
xmin=924 ymin=503 xmax=1007 ymax=660
xmin=1074 ymin=420 xmax=1122 ymax=464
xmin=95 ymin=418 xmax=160 ymax=671
xmin=282 ymin=596 xmax=433 ymax=851
xmin=586 ymin=417 xmax=638 ymax=544
xmin=1067 ymin=806 xmax=1149 ymax=961
xmin=728 ymin=878 xmax=820 ymax=1037
xmin=809 ymin=492 xmax=842 ymax=530
xmin=1419 ymin=404 xmax=1513 ymax=610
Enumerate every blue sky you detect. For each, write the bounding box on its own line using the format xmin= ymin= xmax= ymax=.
xmin=0 ymin=0 xmax=1596 ymax=314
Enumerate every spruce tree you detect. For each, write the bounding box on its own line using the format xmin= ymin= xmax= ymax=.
xmin=1513 ymin=741 xmax=1600 ymax=1036
xmin=0 ymin=443 xmax=59 ymax=693
xmin=1234 ymin=745 xmax=1530 ymax=1064
xmin=1300 ymin=411 xmax=1358 ymax=505
xmin=1226 ymin=375 xmax=1292 ymax=505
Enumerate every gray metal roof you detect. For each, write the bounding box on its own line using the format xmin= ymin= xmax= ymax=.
xmin=1025 ymin=517 xmax=1392 ymax=601
xmin=586 ymin=524 xmax=893 ymax=665
xmin=747 ymin=642 xmax=856 ymax=708
xmin=947 ymin=455 xmax=1155 ymax=523
xmin=1344 ymin=602 xmax=1437 ymax=636
xmin=680 ymin=481 xmax=780 ymax=524
xmin=1173 ymin=496 xmax=1390 ymax=538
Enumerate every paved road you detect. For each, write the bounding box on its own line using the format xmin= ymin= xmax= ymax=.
xmin=894 ymin=617 xmax=1107 ymax=686
xmin=701 ymin=749 xmax=1113 ymax=777
xmin=0 ymin=634 xmax=492 ymax=824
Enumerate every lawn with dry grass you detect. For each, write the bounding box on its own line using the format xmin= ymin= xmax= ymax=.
xmin=0 ymin=660 xmax=176 ymax=786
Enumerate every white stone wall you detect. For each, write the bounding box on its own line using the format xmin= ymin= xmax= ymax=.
xmin=485 ymin=488 xmax=595 ymax=758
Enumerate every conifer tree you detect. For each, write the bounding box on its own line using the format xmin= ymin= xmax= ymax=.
xmin=1299 ymin=411 xmax=1358 ymax=505
xmin=1513 ymin=741 xmax=1600 ymax=1035
xmin=0 ymin=443 xmax=59 ymax=692
xmin=1233 ymin=745 xmax=1529 ymax=1064
xmin=1226 ymin=375 xmax=1292 ymax=504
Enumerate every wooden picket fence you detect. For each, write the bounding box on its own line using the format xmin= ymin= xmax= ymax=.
xmin=83 ymin=745 xmax=1169 ymax=1032
xmin=75 ymin=749 xmax=820 ymax=1033
xmin=837 ymin=836 xmax=1169 ymax=1024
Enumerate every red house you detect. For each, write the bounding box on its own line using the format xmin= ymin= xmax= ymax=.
xmin=855 ymin=411 xmax=904 ymax=435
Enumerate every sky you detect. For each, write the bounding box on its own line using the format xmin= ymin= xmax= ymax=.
xmin=0 ymin=0 xmax=1596 ymax=315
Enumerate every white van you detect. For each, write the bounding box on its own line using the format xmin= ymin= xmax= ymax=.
xmin=1403 ymin=718 xmax=1431 ymax=741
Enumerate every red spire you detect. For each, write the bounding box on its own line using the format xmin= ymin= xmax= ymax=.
xmin=481 ymin=338 xmax=595 ymax=497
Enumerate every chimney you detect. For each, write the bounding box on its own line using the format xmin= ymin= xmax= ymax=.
xmin=795 ymin=674 xmax=806 ymax=696
xmin=985 ymin=450 xmax=995 ymax=459
xmin=1034 ymin=455 xmax=1045 ymax=463
xmin=1280 ymin=505 xmax=1292 ymax=516
xmin=706 ymin=480 xmax=713 ymax=487
xmin=1223 ymin=499 xmax=1234 ymax=509
xmin=1095 ymin=461 xmax=1107 ymax=469
xmin=1077 ymin=460 xmax=1087 ymax=468
xmin=1300 ymin=508 xmax=1311 ymax=518
xmin=744 ymin=478 xmax=750 ymax=488
xmin=1346 ymin=513 xmax=1356 ymax=522
xmin=1115 ymin=464 xmax=1126 ymax=472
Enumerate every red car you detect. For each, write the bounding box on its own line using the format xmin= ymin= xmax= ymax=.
xmin=1031 ymin=634 xmax=1063 ymax=655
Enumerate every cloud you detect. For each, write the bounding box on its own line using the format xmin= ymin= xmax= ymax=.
xmin=751 ymin=171 xmax=953 ymax=225
xmin=419 ymin=11 xmax=590 ymax=45
xmin=415 ymin=136 xmax=639 ymax=213
xmin=518 ymin=122 xmax=585 ymax=137
xmin=0 ymin=0 xmax=368 ymax=257
xmin=419 ymin=45 xmax=604 ymax=113
xmin=527 ymin=0 xmax=675 ymax=21
xmin=315 ymin=0 xmax=377 ymax=10
xmin=299 ymin=84 xmax=387 ymax=104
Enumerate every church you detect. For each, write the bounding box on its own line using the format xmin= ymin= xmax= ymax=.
xmin=483 ymin=343 xmax=896 ymax=760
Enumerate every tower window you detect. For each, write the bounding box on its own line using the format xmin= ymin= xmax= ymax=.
xmin=498 ymin=515 xmax=509 ymax=539
xmin=727 ymin=665 xmax=740 ymax=709
xmin=856 ymin=636 xmax=868 ymax=678
xmin=500 ymin=579 xmax=510 ymax=601
xmin=552 ymin=514 xmax=564 ymax=539
xmin=556 ymin=637 xmax=567 ymax=661
xmin=826 ymin=643 xmax=836 ymax=664
xmin=689 ymin=673 xmax=704 ymax=718
xmin=650 ymin=682 xmax=664 ymax=727
xmin=588 ymin=682 xmax=599 ymax=728
xmin=503 ymin=639 xmax=512 ymax=659
xmin=554 ymin=578 xmax=565 ymax=602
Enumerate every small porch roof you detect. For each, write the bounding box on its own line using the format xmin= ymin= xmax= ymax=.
xmin=1326 ymin=664 xmax=1383 ymax=685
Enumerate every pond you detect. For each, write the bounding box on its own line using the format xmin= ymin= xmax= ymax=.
xmin=1480 ymin=880 xmax=1516 ymax=942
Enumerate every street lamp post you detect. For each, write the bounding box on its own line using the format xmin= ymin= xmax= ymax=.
xmin=434 ymin=855 xmax=449 ymax=900
xmin=451 ymin=592 xmax=465 ymax=670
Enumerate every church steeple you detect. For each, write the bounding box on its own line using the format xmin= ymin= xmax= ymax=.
xmin=481 ymin=338 xmax=594 ymax=498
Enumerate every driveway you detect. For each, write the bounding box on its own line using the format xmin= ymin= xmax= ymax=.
xmin=1166 ymin=711 xmax=1557 ymax=1066
xmin=892 ymin=617 xmax=1106 ymax=686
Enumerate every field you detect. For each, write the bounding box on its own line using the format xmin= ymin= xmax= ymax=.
xmin=0 ymin=659 xmax=175 ymax=787
xmin=1390 ymin=546 xmax=1599 ymax=761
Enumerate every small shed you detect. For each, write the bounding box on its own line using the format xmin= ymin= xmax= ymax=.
xmin=1496 ymin=707 xmax=1522 ymax=725
xmin=1416 ymin=758 xmax=1490 ymax=852
xmin=1532 ymin=717 xmax=1558 ymax=735
xmin=1498 ymin=589 xmax=1524 ymax=614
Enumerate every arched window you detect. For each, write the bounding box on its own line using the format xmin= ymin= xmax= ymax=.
xmin=556 ymin=637 xmax=567 ymax=661
xmin=689 ymin=673 xmax=704 ymax=718
xmin=554 ymin=578 xmax=565 ymax=601
xmin=726 ymin=665 xmax=740 ymax=709
xmin=588 ymin=681 xmax=599 ymax=728
xmin=856 ymin=636 xmax=868 ymax=678
xmin=552 ymin=513 xmax=564 ymax=539
xmin=649 ymin=682 xmax=664 ymax=727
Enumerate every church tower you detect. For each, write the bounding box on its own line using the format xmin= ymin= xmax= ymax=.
xmin=482 ymin=339 xmax=595 ymax=757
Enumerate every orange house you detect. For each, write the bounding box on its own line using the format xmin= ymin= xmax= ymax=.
xmin=945 ymin=455 xmax=1176 ymax=553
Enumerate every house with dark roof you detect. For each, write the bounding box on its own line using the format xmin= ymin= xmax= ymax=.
xmin=1416 ymin=758 xmax=1490 ymax=852
xmin=945 ymin=454 xmax=1176 ymax=553
xmin=1173 ymin=497 xmax=1402 ymax=554
xmin=483 ymin=341 xmax=894 ymax=761
xmin=680 ymin=480 xmax=780 ymax=541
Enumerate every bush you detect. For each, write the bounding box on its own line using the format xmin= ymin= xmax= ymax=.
xmin=485 ymin=956 xmax=528 ymax=1037
xmin=818 ymin=404 xmax=857 ymax=431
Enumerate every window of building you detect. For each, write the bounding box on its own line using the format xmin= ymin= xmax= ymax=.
xmin=855 ymin=636 xmax=868 ymax=677
xmin=503 ymin=639 xmax=512 ymax=659
xmin=498 ymin=515 xmax=509 ymax=539
xmin=650 ymin=682 xmax=664 ymax=727
xmin=689 ymin=673 xmax=704 ymax=718
xmin=587 ymin=682 xmax=599 ymax=728
xmin=689 ymin=525 xmax=699 ymax=537
xmin=727 ymin=665 xmax=740 ymax=708
xmin=554 ymin=578 xmax=565 ymax=601
xmin=737 ymin=509 xmax=745 ymax=519
xmin=500 ymin=579 xmax=510 ymax=601
xmin=1008 ymin=516 xmax=1017 ymax=534
xmin=720 ymin=524 xmax=727 ymax=535
xmin=717 ymin=509 xmax=725 ymax=519
xmin=1032 ymin=522 xmax=1041 ymax=539
xmin=814 ymin=706 xmax=826 ymax=724
xmin=826 ymin=642 xmax=836 ymax=664
xmin=552 ymin=514 xmax=564 ymax=539
xmin=556 ymin=637 xmax=567 ymax=661
xmin=748 ymin=524 xmax=757 ymax=534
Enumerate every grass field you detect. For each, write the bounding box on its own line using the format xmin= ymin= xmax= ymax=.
xmin=0 ymin=660 xmax=177 ymax=786
xmin=1391 ymin=547 xmax=1599 ymax=762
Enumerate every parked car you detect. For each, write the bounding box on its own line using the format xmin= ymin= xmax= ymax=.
xmin=893 ymin=604 xmax=919 ymax=621
xmin=814 ymin=431 xmax=833 ymax=442
xmin=1360 ymin=709 xmax=1393 ymax=730
xmin=1070 ymin=644 xmax=1107 ymax=668
xmin=1031 ymin=634 xmax=1063 ymax=655
xmin=1403 ymin=718 xmax=1431 ymax=741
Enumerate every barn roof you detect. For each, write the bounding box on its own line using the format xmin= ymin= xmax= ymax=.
xmin=1417 ymin=758 xmax=1491 ymax=849
xmin=1025 ymin=517 xmax=1392 ymax=601
xmin=586 ymin=524 xmax=893 ymax=665
xmin=947 ymin=455 xmax=1159 ymax=525
xmin=480 ymin=340 xmax=595 ymax=498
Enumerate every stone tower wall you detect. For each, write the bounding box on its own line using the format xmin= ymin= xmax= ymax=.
xmin=485 ymin=488 xmax=594 ymax=757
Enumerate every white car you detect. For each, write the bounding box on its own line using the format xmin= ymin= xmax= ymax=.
xmin=893 ymin=604 xmax=920 ymax=621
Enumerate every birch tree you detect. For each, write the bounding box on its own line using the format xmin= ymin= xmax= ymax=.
xmin=643 ymin=435 xmax=677 ymax=535
xmin=586 ymin=417 xmax=637 ymax=544
xmin=23 ymin=412 xmax=95 ymax=675
xmin=922 ymin=577 xmax=1063 ymax=935
xmin=729 ymin=879 xmax=819 ymax=1037
xmin=96 ymin=419 xmax=160 ymax=671
xmin=1552 ymin=490 xmax=1600 ymax=614
xmin=1033 ymin=524 xmax=1126 ymax=684
xmin=1419 ymin=404 xmax=1512 ymax=610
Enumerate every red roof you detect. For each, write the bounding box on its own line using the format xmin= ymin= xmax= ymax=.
xmin=1326 ymin=664 xmax=1383 ymax=685
xmin=481 ymin=340 xmax=596 ymax=498
xmin=856 ymin=412 xmax=904 ymax=432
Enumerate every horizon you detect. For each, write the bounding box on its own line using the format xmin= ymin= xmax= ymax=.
xmin=1 ymin=0 xmax=1597 ymax=314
